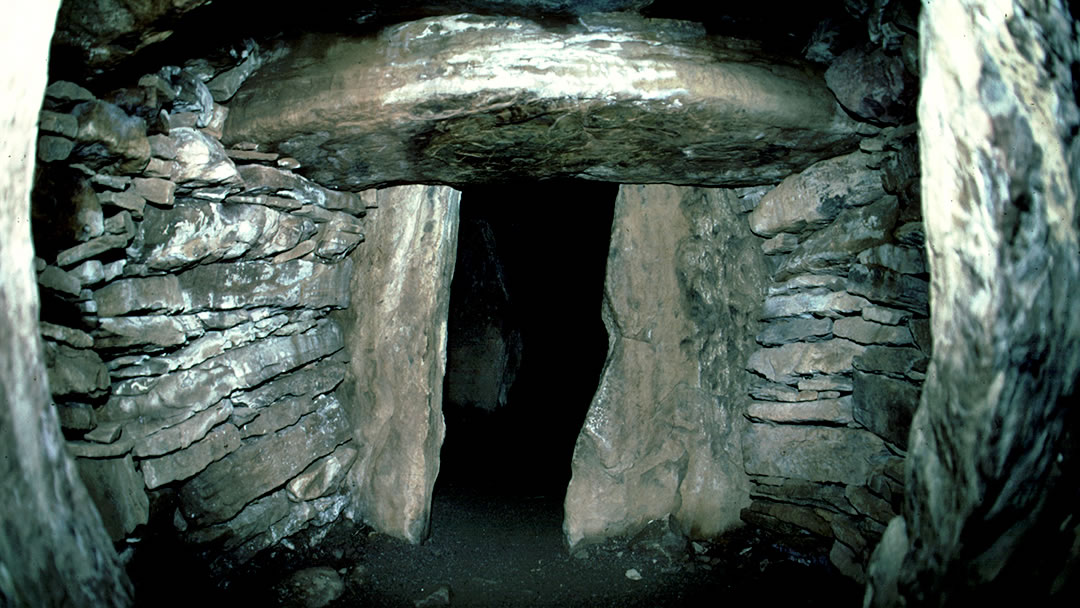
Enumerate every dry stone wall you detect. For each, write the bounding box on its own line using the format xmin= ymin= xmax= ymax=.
xmin=31 ymin=55 xmax=370 ymax=570
xmin=742 ymin=126 xmax=927 ymax=581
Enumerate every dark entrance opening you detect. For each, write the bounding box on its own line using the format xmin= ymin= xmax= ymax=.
xmin=436 ymin=181 xmax=618 ymax=501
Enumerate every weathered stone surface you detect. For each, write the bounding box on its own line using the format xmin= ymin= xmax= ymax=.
xmin=857 ymin=243 xmax=926 ymax=275
xmin=232 ymin=356 xmax=345 ymax=408
xmin=83 ymin=421 xmax=122 ymax=444
xmin=797 ymin=375 xmax=854 ymax=393
xmin=134 ymin=202 xmax=314 ymax=270
xmin=101 ymin=320 xmax=343 ymax=421
xmin=131 ymin=177 xmax=175 ymax=206
xmin=767 ymin=273 xmax=849 ymax=296
xmin=866 ymin=4 xmax=1080 ymax=603
xmin=38 ymin=135 xmax=75 ymax=162
xmin=749 ymin=151 xmax=886 ymax=237
xmin=40 ymin=321 xmax=94 ymax=348
xmin=44 ymin=80 xmax=95 ymax=105
xmin=761 ymin=232 xmax=799 ymax=255
xmin=830 ymin=540 xmax=867 ymax=584
xmin=314 ymin=217 xmax=364 ymax=262
xmin=853 ymin=371 xmax=920 ymax=449
xmin=833 ymin=316 xmax=912 ymax=346
xmin=741 ymin=499 xmax=833 ymax=538
xmin=750 ymin=476 xmax=857 ymax=514
xmin=749 ymin=381 xmax=817 ymax=402
xmin=2 ymin=6 xmax=133 ymax=603
xmin=286 ymin=442 xmax=358 ymax=502
xmin=846 ymin=484 xmax=897 ymax=526
xmin=70 ymin=101 xmax=150 ymax=174
xmin=341 ymin=185 xmax=460 ymax=543
xmin=39 ymin=110 xmax=79 ymax=138
xmin=75 ymin=455 xmax=148 ymax=541
xmin=97 ymin=188 xmax=146 ymax=216
xmin=224 ymin=15 xmax=859 ymax=190
xmin=853 ymin=346 xmax=927 ymax=377
xmin=56 ymin=231 xmax=132 ymax=267
xmin=95 ymin=315 xmax=204 ymax=351
xmin=742 ymin=424 xmax=893 ymax=485
xmin=565 ymin=185 xmax=766 ymax=548
xmin=169 ymin=127 xmax=241 ymax=189
xmin=43 ymin=341 xmax=110 ymax=398
xmin=135 ymin=314 xmax=289 ymax=374
xmin=275 ymin=567 xmax=346 ymax=608
xmin=66 ymin=436 xmax=135 ymax=458
xmin=237 ymin=165 xmax=363 ymax=213
xmin=846 ymin=263 xmax=929 ymax=313
xmin=756 ymin=317 xmax=832 ymax=346
xmin=238 ymin=395 xmax=322 ymax=439
xmin=774 ymin=196 xmax=899 ymax=280
xmin=38 ymin=264 xmax=82 ymax=296
xmin=761 ymin=289 xmax=869 ymax=319
xmin=747 ymin=339 xmax=866 ymax=386
xmin=180 ymin=394 xmax=350 ymax=526
xmin=178 ymin=258 xmax=353 ymax=312
xmin=139 ymin=423 xmax=242 ymax=489
xmin=133 ymin=400 xmax=233 ymax=458
xmin=825 ymin=45 xmax=916 ymax=125
xmin=862 ymin=305 xmax=910 ymax=326
xmin=747 ymin=396 xmax=854 ymax=425
xmin=70 ymin=259 xmax=105 ymax=286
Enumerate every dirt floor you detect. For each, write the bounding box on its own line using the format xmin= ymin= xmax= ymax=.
xmin=130 ymin=475 xmax=863 ymax=607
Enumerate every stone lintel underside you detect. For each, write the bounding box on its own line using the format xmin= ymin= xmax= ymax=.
xmin=223 ymin=13 xmax=861 ymax=190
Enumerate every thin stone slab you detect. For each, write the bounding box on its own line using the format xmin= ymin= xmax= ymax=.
xmin=286 ymin=442 xmax=358 ymax=502
xmin=75 ymin=455 xmax=148 ymax=541
xmin=774 ymin=196 xmax=899 ymax=280
xmin=757 ymin=317 xmax=833 ymax=346
xmin=140 ymin=423 xmax=243 ymax=489
xmin=747 ymin=396 xmax=855 ymax=425
xmin=833 ymin=316 xmax=913 ymax=346
xmin=746 ymin=339 xmax=866 ymax=386
xmin=742 ymin=423 xmax=893 ymax=485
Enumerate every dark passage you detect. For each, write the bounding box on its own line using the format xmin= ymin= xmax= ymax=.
xmin=437 ymin=180 xmax=618 ymax=501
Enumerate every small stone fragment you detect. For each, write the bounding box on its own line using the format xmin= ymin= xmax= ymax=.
xmin=625 ymin=568 xmax=642 ymax=581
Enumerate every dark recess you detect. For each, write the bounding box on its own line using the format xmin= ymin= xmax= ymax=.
xmin=437 ymin=180 xmax=618 ymax=501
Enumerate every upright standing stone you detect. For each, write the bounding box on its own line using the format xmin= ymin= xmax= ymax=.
xmin=1 ymin=1 xmax=132 ymax=605
xmin=865 ymin=2 xmax=1080 ymax=605
xmin=339 ymin=185 xmax=460 ymax=543
xmin=564 ymin=185 xmax=766 ymax=548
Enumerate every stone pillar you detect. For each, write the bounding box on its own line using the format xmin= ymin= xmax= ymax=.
xmin=0 ymin=1 xmax=133 ymax=605
xmin=563 ymin=185 xmax=767 ymax=548
xmin=339 ymin=185 xmax=460 ymax=543
xmin=865 ymin=1 xmax=1080 ymax=605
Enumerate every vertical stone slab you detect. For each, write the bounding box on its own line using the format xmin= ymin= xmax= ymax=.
xmin=866 ymin=2 xmax=1080 ymax=606
xmin=339 ymin=185 xmax=460 ymax=543
xmin=1 ymin=1 xmax=133 ymax=605
xmin=563 ymin=185 xmax=766 ymax=548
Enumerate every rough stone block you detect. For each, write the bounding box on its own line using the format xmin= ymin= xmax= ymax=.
xmin=742 ymin=423 xmax=893 ymax=485
xmin=749 ymin=151 xmax=886 ymax=237
xmin=761 ymin=289 xmax=869 ymax=319
xmin=846 ymin=263 xmax=929 ymax=313
xmin=43 ymin=341 xmax=109 ymax=399
xmin=75 ymin=455 xmax=149 ymax=541
xmin=140 ymin=423 xmax=243 ymax=489
xmin=775 ymin=196 xmax=899 ymax=280
xmin=178 ymin=258 xmax=353 ymax=312
xmin=747 ymin=396 xmax=854 ymax=425
xmin=286 ymin=442 xmax=358 ymax=502
xmin=833 ymin=316 xmax=913 ymax=345
xmin=38 ymin=135 xmax=74 ymax=162
xmin=757 ymin=317 xmax=833 ymax=346
xmin=95 ymin=315 xmax=204 ymax=351
xmin=131 ymin=177 xmax=175 ymax=206
xmin=857 ymin=244 xmax=926 ymax=275
xmin=169 ymin=127 xmax=241 ymax=188
xmin=852 ymin=370 xmax=920 ymax=448
xmin=179 ymin=394 xmax=350 ymax=526
xmin=746 ymin=339 xmax=866 ymax=385
xmin=71 ymin=100 xmax=150 ymax=174
xmin=134 ymin=400 xmax=234 ymax=458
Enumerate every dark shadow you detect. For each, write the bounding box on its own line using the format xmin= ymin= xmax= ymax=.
xmin=436 ymin=180 xmax=617 ymax=502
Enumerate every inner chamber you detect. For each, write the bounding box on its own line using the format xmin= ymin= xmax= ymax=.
xmin=436 ymin=181 xmax=618 ymax=502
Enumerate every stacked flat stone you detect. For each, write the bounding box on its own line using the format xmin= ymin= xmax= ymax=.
xmin=33 ymin=53 xmax=371 ymax=567
xmin=741 ymin=129 xmax=929 ymax=583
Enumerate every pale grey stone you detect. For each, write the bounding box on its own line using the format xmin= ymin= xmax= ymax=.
xmin=761 ymin=289 xmax=870 ymax=320
xmin=147 ymin=134 xmax=177 ymax=159
xmin=853 ymin=371 xmax=920 ymax=449
xmin=798 ymin=375 xmax=855 ymax=393
xmin=100 ymin=320 xmax=343 ymax=422
xmin=833 ymin=316 xmax=913 ymax=346
xmin=749 ymin=381 xmax=819 ymax=402
xmin=846 ymin=263 xmax=929 ymax=313
xmin=70 ymin=260 xmax=105 ymax=286
xmin=286 ymin=442 xmax=358 ymax=502
xmin=314 ymin=217 xmax=364 ymax=262
xmin=774 ymin=196 xmax=899 ymax=280
xmin=39 ymin=321 xmax=94 ymax=348
xmin=170 ymin=127 xmax=242 ymax=189
xmin=179 ymin=394 xmax=350 ymax=526
xmin=45 ymin=80 xmax=95 ymax=104
xmin=93 ymin=275 xmax=183 ymax=317
xmin=231 ymin=357 xmax=346 ymax=408
xmin=56 ymin=232 xmax=132 ymax=267
xmin=742 ymin=423 xmax=893 ymax=485
xmin=39 ymin=110 xmax=79 ymax=137
xmin=83 ymin=421 xmax=122 ymax=444
xmin=131 ymin=177 xmax=175 ymax=206
xmin=846 ymin=484 xmax=897 ymax=526
xmin=767 ymin=273 xmax=849 ymax=296
xmin=853 ymin=346 xmax=928 ymax=377
xmin=38 ymin=265 xmax=82 ymax=296
xmin=133 ymin=400 xmax=234 ymax=458
xmin=71 ymin=100 xmax=150 ymax=174
xmin=56 ymin=403 xmax=96 ymax=431
xmin=746 ymin=339 xmax=866 ymax=386
xmin=747 ymin=397 xmax=854 ymax=425
xmin=43 ymin=341 xmax=109 ymax=399
xmin=857 ymin=243 xmax=926 ymax=275
xmin=95 ymin=315 xmax=204 ymax=351
xmin=238 ymin=396 xmax=321 ymax=439
xmin=761 ymin=232 xmax=799 ymax=255
xmin=38 ymin=135 xmax=74 ymax=162
xmin=862 ymin=305 xmax=910 ymax=326
xmin=97 ymin=189 xmax=146 ymax=216
xmin=272 ymin=240 xmax=317 ymax=264
xmin=144 ymin=314 xmax=288 ymax=373
xmin=75 ymin=455 xmax=148 ymax=541
xmin=140 ymin=423 xmax=243 ymax=489
xmin=66 ymin=436 xmax=134 ymax=458
xmin=102 ymin=259 xmax=126 ymax=281
xmin=134 ymin=202 xmax=314 ymax=271
xmin=178 ymin=258 xmax=353 ymax=312
xmin=756 ymin=317 xmax=833 ymax=346
xmin=749 ymin=151 xmax=886 ymax=237
xmin=237 ymin=164 xmax=364 ymax=214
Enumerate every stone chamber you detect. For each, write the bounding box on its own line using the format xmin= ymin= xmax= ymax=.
xmin=1 ymin=1 xmax=1078 ymax=607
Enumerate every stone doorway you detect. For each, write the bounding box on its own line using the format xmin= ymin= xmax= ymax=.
xmin=437 ymin=181 xmax=617 ymax=501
